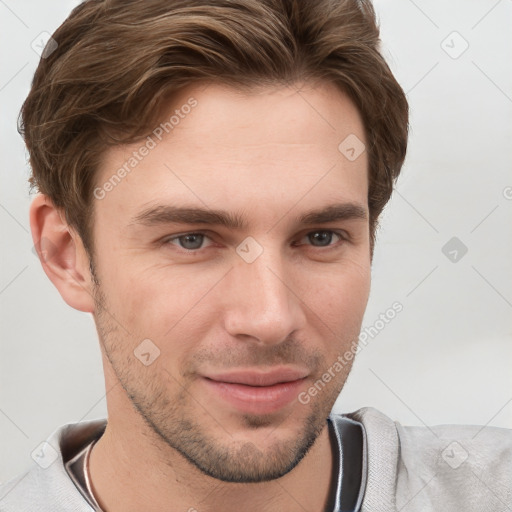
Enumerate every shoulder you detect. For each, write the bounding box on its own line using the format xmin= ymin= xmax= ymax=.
xmin=0 ymin=418 xmax=107 ymax=512
xmin=337 ymin=407 xmax=512 ymax=512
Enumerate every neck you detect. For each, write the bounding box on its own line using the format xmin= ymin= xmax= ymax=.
xmin=88 ymin=409 xmax=335 ymax=512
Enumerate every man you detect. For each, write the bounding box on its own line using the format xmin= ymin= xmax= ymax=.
xmin=0 ymin=0 xmax=510 ymax=511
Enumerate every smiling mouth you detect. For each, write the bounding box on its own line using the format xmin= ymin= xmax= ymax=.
xmin=200 ymin=367 xmax=309 ymax=414
xmin=203 ymin=367 xmax=309 ymax=386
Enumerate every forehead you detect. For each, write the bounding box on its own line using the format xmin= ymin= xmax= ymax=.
xmin=94 ymin=81 xmax=368 ymax=230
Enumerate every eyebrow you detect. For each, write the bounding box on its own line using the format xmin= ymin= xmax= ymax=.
xmin=128 ymin=202 xmax=368 ymax=230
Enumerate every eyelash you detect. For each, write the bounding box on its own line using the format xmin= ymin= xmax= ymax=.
xmin=160 ymin=230 xmax=348 ymax=253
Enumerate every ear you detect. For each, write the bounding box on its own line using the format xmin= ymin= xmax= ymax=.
xmin=30 ymin=194 xmax=96 ymax=313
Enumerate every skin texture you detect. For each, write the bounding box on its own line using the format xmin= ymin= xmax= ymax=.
xmin=30 ymin=81 xmax=371 ymax=512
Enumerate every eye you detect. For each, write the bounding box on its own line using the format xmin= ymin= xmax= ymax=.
xmin=298 ymin=230 xmax=345 ymax=248
xmin=164 ymin=232 xmax=213 ymax=251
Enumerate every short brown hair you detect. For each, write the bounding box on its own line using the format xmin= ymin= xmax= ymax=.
xmin=20 ymin=0 xmax=408 ymax=258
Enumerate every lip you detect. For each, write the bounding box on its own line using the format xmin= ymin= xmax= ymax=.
xmin=201 ymin=367 xmax=309 ymax=415
xmin=204 ymin=368 xmax=309 ymax=387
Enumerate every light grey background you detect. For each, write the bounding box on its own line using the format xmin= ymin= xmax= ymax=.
xmin=1 ymin=0 xmax=511 ymax=484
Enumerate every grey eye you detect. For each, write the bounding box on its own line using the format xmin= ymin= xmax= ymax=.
xmin=308 ymin=231 xmax=335 ymax=247
xmin=176 ymin=233 xmax=205 ymax=250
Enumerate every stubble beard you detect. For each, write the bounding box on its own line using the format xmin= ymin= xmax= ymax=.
xmin=91 ymin=278 xmax=351 ymax=483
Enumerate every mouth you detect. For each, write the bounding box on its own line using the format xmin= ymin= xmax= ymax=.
xmin=200 ymin=368 xmax=308 ymax=415
xmin=204 ymin=367 xmax=309 ymax=387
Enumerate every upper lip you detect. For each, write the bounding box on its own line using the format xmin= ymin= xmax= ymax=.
xmin=203 ymin=367 xmax=309 ymax=387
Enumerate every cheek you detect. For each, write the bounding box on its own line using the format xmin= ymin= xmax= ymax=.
xmin=300 ymin=258 xmax=371 ymax=341
xmin=108 ymin=261 xmax=223 ymax=343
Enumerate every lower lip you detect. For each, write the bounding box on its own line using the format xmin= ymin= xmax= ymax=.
xmin=202 ymin=377 xmax=306 ymax=415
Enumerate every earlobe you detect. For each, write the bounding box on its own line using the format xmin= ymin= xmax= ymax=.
xmin=29 ymin=194 xmax=96 ymax=313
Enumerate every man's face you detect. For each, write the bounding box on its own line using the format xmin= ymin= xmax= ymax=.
xmin=90 ymin=81 xmax=371 ymax=482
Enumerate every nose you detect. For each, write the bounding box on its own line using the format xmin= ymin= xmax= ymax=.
xmin=221 ymin=246 xmax=307 ymax=345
